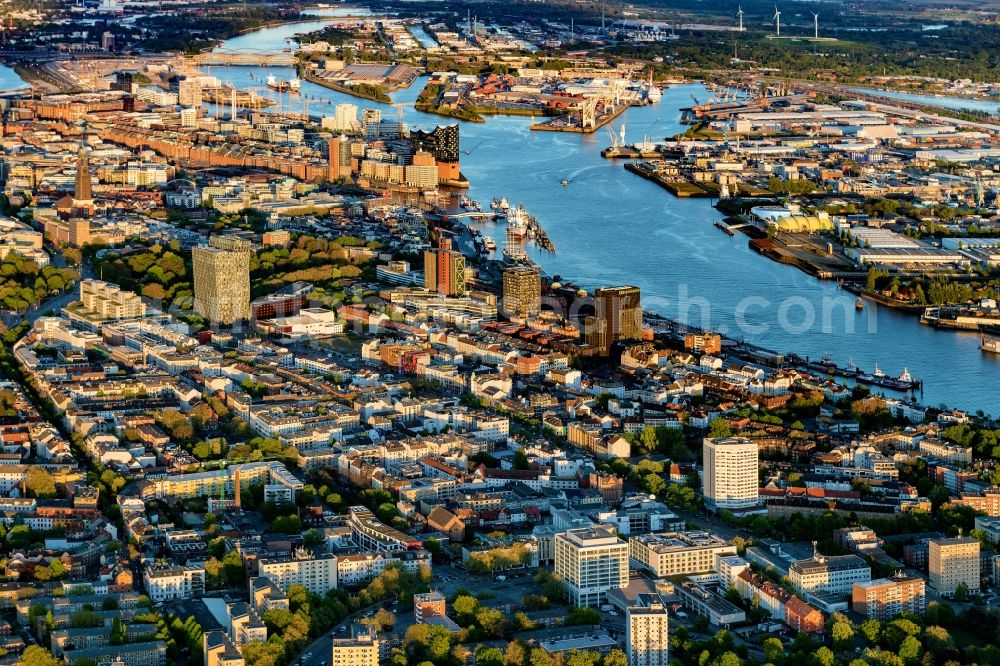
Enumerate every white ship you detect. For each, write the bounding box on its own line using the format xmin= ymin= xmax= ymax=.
xmin=483 ymin=236 xmax=496 ymax=251
xmin=266 ymin=75 xmax=300 ymax=93
xmin=506 ymin=204 xmax=528 ymax=237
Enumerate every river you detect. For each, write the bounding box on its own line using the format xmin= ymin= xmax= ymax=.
xmin=207 ymin=16 xmax=1000 ymax=415
xmin=850 ymin=87 xmax=1000 ymax=116
xmin=0 ymin=64 xmax=28 ymax=92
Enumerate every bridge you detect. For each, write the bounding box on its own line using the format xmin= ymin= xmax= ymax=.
xmin=190 ymin=49 xmax=298 ymax=66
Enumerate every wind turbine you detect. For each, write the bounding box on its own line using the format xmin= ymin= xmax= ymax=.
xmin=772 ymin=6 xmax=781 ymax=37
xmin=812 ymin=12 xmax=819 ymax=39
xmin=737 ymin=6 xmax=744 ymax=32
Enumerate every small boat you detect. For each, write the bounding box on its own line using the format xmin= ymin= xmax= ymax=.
xmin=491 ymin=197 xmax=510 ymax=215
xmin=483 ymin=236 xmax=496 ymax=251
xmin=898 ymin=368 xmax=912 ymax=383
xmin=561 ymin=179 xmax=570 ymax=186
xmin=855 ymin=297 xmax=864 ymax=310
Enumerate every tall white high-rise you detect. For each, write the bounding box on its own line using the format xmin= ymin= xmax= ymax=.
xmin=702 ymin=437 xmax=759 ymax=511
xmin=554 ymin=525 xmax=629 ymax=607
xmin=626 ymin=593 xmax=669 ymax=666
xmin=322 ymin=103 xmax=359 ymax=132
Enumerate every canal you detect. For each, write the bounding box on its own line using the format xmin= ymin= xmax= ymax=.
xmin=202 ymin=15 xmax=1000 ymax=414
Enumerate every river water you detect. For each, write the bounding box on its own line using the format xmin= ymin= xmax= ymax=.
xmin=0 ymin=64 xmax=28 ymax=92
xmin=850 ymin=87 xmax=1000 ymax=116
xmin=200 ymin=16 xmax=1000 ymax=414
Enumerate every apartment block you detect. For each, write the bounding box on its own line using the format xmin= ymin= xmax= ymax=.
xmin=929 ymin=536 xmax=980 ymax=597
xmin=554 ymin=525 xmax=629 ymax=607
xmin=258 ymin=549 xmax=338 ymax=596
xmin=204 ymin=631 xmax=244 ymax=666
xmin=702 ymin=437 xmax=759 ymax=511
xmin=78 ymin=279 xmax=146 ymax=320
xmin=331 ymin=623 xmax=379 ymax=666
xmin=143 ymin=564 xmax=206 ymax=602
xmin=852 ymin=574 xmax=926 ymax=619
xmin=789 ymin=554 xmax=871 ymax=596
xmin=626 ymin=593 xmax=669 ymax=666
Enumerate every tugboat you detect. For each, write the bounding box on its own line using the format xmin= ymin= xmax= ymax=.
xmin=855 ymin=297 xmax=864 ymax=310
xmin=561 ymin=179 xmax=570 ymax=186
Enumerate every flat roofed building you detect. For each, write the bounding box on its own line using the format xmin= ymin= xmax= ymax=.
xmin=78 ymin=278 xmax=146 ymax=320
xmin=629 ymin=531 xmax=737 ymax=578
xmin=259 ymin=549 xmax=338 ymax=596
xmin=143 ymin=564 xmax=206 ymax=602
xmin=192 ymin=244 xmax=251 ymax=325
xmin=64 ymin=639 xmax=167 ymax=666
xmin=703 ymin=437 xmax=759 ymax=511
xmin=502 ymin=266 xmax=541 ymax=318
xmin=626 ymin=593 xmax=669 ymax=666
xmin=852 ymin=573 xmax=926 ymax=619
xmin=789 ymin=554 xmax=871 ymax=596
xmin=413 ymin=591 xmax=447 ymax=623
xmin=332 ymin=623 xmax=379 ymax=666
xmin=554 ymin=525 xmax=629 ymax=607
xmin=929 ymin=536 xmax=980 ymax=597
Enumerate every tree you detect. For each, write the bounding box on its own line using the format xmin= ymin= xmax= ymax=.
xmin=603 ymin=649 xmax=628 ymax=666
xmin=477 ymin=647 xmax=505 ymax=666
xmin=899 ymin=635 xmax=922 ymax=665
xmin=21 ymin=646 xmax=61 ymax=666
xmin=504 ymin=640 xmax=528 ymax=666
xmin=763 ymin=637 xmax=784 ymax=664
xmin=204 ymin=557 xmax=224 ymax=587
xmin=832 ymin=620 xmax=855 ymax=649
xmin=565 ymin=606 xmax=600 ymax=626
xmin=476 ymin=607 xmax=507 ymax=637
xmin=109 ymin=617 xmax=126 ymax=645
xmin=860 ymin=618 xmax=882 ymax=644
xmin=707 ymin=418 xmax=731 ymax=438
xmin=530 ymin=648 xmax=555 ymax=666
xmin=26 ymin=467 xmax=57 ymax=498
xmin=815 ymin=646 xmax=836 ymax=666
xmin=452 ymin=595 xmax=478 ymax=624
xmin=638 ymin=426 xmax=658 ymax=453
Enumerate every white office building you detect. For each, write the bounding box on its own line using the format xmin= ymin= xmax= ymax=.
xmin=554 ymin=525 xmax=629 ymax=607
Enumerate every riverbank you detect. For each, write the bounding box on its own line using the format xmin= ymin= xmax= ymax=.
xmin=9 ymin=63 xmax=64 ymax=92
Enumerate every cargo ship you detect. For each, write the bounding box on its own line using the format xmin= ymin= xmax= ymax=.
xmin=266 ymin=75 xmax=301 ymax=93
xmin=921 ymin=301 xmax=1000 ymax=330
xmin=982 ymin=327 xmax=1000 ymax=354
